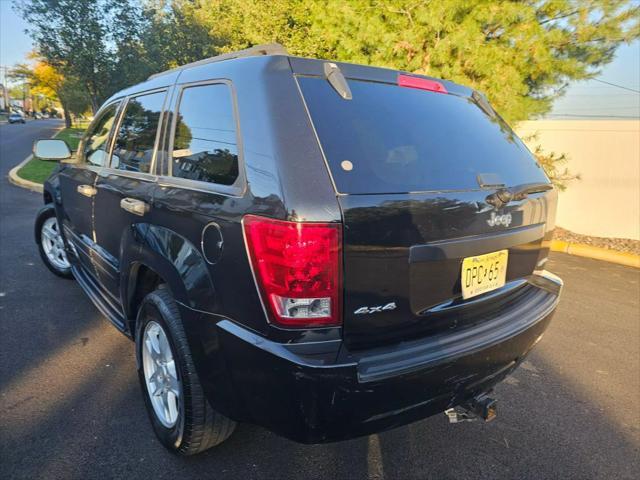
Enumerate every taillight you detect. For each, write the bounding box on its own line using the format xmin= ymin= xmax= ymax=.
xmin=242 ymin=215 xmax=342 ymax=328
xmin=398 ymin=74 xmax=448 ymax=94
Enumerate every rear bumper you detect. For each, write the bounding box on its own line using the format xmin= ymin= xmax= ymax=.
xmin=181 ymin=271 xmax=562 ymax=444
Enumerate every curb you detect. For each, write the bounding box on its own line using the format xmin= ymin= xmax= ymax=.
xmin=8 ymin=154 xmax=43 ymax=193
xmin=7 ymin=126 xmax=64 ymax=194
xmin=551 ymin=240 xmax=640 ymax=269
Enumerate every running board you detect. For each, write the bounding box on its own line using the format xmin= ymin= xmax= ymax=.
xmin=72 ymin=265 xmax=129 ymax=335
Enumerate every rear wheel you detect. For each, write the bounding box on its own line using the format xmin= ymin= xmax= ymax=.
xmin=35 ymin=205 xmax=73 ymax=279
xmin=136 ymin=288 xmax=236 ymax=455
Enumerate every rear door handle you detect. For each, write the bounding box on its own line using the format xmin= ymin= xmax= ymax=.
xmin=77 ymin=184 xmax=97 ymax=197
xmin=120 ymin=197 xmax=149 ymax=216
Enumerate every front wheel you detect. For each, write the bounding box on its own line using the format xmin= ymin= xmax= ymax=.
xmin=136 ymin=288 xmax=236 ymax=455
xmin=35 ymin=205 xmax=73 ymax=279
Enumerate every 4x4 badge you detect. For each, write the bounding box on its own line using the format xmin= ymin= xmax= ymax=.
xmin=354 ymin=302 xmax=397 ymax=315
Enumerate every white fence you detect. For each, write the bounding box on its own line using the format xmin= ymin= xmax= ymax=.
xmin=516 ymin=120 xmax=640 ymax=240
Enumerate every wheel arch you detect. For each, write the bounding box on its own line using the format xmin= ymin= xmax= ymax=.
xmin=121 ymin=224 xmax=217 ymax=334
xmin=43 ymin=173 xmax=62 ymax=206
xmin=34 ymin=203 xmax=56 ymax=244
xmin=43 ymin=189 xmax=53 ymax=205
xmin=125 ymin=263 xmax=168 ymax=334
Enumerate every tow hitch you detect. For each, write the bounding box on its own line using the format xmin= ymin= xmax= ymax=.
xmin=445 ymin=395 xmax=498 ymax=423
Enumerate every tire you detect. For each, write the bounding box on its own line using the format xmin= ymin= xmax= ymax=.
xmin=135 ymin=288 xmax=236 ymax=455
xmin=35 ymin=204 xmax=73 ymax=279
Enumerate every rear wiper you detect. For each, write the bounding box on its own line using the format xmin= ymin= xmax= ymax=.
xmin=485 ymin=182 xmax=552 ymax=209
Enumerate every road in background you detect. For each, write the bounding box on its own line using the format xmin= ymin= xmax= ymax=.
xmin=0 ymin=119 xmax=62 ymax=177
xmin=1 ymin=119 xmax=639 ymax=479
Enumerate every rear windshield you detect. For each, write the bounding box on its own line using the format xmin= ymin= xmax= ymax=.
xmin=298 ymin=77 xmax=548 ymax=194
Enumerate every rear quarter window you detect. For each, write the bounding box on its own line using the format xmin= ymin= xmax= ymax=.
xmin=298 ymin=77 xmax=548 ymax=194
xmin=170 ymin=83 xmax=239 ymax=186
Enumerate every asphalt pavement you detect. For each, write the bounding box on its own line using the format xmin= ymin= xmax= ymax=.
xmin=1 ymin=119 xmax=639 ymax=479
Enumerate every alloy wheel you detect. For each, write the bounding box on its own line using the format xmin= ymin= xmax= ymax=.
xmin=142 ymin=321 xmax=181 ymax=428
xmin=41 ymin=216 xmax=70 ymax=270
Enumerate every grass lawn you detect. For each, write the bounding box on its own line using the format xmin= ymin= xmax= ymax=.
xmin=16 ymin=127 xmax=85 ymax=184
xmin=53 ymin=127 xmax=85 ymax=150
xmin=16 ymin=157 xmax=60 ymax=184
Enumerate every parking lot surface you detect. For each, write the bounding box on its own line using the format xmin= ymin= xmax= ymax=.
xmin=1 ymin=120 xmax=639 ymax=479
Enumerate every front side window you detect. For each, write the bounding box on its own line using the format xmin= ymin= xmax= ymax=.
xmin=82 ymin=103 xmax=119 ymax=167
xmin=171 ymin=84 xmax=239 ymax=186
xmin=111 ymin=91 xmax=166 ymax=173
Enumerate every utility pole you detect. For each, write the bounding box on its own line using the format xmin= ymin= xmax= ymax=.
xmin=0 ymin=65 xmax=10 ymax=111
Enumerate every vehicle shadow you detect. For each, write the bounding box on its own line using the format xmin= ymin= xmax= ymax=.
xmin=0 ymin=193 xmax=104 ymax=394
xmin=3 ymin=334 xmax=638 ymax=480
xmin=373 ymin=350 xmax=640 ymax=479
xmin=3 ymin=249 xmax=638 ymax=479
xmin=0 ymin=269 xmax=106 ymax=392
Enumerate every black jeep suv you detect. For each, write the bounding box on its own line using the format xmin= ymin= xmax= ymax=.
xmin=34 ymin=44 xmax=562 ymax=455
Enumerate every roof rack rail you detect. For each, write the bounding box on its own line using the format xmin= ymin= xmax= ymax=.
xmin=147 ymin=43 xmax=288 ymax=81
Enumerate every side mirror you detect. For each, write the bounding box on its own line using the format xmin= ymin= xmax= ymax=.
xmin=33 ymin=139 xmax=72 ymax=161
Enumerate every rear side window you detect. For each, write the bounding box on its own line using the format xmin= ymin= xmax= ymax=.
xmin=111 ymin=91 xmax=166 ymax=173
xmin=171 ymin=83 xmax=239 ymax=186
xmin=298 ymin=77 xmax=548 ymax=194
xmin=82 ymin=103 xmax=119 ymax=167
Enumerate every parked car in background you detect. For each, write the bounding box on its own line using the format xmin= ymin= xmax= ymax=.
xmin=32 ymin=44 xmax=562 ymax=456
xmin=8 ymin=112 xmax=26 ymax=124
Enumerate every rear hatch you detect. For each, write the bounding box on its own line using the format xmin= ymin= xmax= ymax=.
xmin=296 ymin=67 xmax=555 ymax=349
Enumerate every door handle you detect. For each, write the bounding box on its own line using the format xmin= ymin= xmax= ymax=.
xmin=77 ymin=184 xmax=97 ymax=197
xmin=120 ymin=197 xmax=149 ymax=216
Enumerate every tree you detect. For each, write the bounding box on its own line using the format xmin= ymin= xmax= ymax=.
xmin=13 ymin=0 xmax=638 ymax=186
xmin=185 ymin=0 xmax=639 ymax=123
xmin=167 ymin=0 xmax=636 ymax=186
xmin=7 ymin=84 xmax=28 ymax=107
xmin=15 ymin=0 xmax=639 ymax=121
xmin=108 ymin=0 xmax=156 ymax=93
xmin=526 ymin=135 xmax=581 ymax=191
xmin=58 ymin=77 xmax=93 ymax=125
xmin=10 ymin=61 xmax=56 ymax=116
xmin=15 ymin=0 xmax=149 ymax=112
xmin=10 ymin=57 xmax=90 ymax=127
xmin=16 ymin=0 xmax=107 ymax=112
xmin=139 ymin=0 xmax=223 ymax=71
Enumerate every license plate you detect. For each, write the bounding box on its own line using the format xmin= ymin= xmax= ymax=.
xmin=461 ymin=250 xmax=508 ymax=300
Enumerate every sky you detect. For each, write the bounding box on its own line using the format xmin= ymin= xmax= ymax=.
xmin=549 ymin=41 xmax=640 ymax=119
xmin=0 ymin=0 xmax=30 ymax=66
xmin=1 ymin=0 xmax=639 ymax=119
